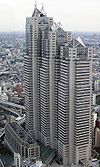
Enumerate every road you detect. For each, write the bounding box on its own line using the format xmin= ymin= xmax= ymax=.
xmin=0 ymin=100 xmax=25 ymax=110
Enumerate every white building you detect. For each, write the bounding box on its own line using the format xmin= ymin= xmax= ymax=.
xmin=93 ymin=94 xmax=96 ymax=106
xmin=22 ymin=160 xmax=43 ymax=167
xmin=14 ymin=152 xmax=21 ymax=167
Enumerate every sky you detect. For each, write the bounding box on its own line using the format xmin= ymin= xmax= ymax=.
xmin=0 ymin=0 xmax=100 ymax=32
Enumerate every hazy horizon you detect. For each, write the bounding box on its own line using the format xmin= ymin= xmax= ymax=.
xmin=0 ymin=0 xmax=100 ymax=32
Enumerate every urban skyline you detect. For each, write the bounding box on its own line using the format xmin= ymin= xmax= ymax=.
xmin=0 ymin=0 xmax=100 ymax=32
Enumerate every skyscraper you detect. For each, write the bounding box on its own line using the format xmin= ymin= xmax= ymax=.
xmin=25 ymin=3 xmax=93 ymax=166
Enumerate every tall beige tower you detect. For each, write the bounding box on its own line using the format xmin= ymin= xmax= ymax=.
xmin=58 ymin=39 xmax=93 ymax=166
xmin=25 ymin=3 xmax=92 ymax=166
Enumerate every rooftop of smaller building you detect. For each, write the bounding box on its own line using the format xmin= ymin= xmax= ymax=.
xmin=37 ymin=141 xmax=55 ymax=165
xmin=7 ymin=122 xmax=37 ymax=146
xmin=22 ymin=160 xmax=43 ymax=167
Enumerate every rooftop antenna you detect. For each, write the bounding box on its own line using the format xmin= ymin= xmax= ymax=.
xmin=41 ymin=3 xmax=44 ymax=11
xmin=45 ymin=11 xmax=47 ymax=16
xmin=58 ymin=22 xmax=62 ymax=28
xmin=34 ymin=1 xmax=37 ymax=9
xmin=41 ymin=3 xmax=45 ymax=14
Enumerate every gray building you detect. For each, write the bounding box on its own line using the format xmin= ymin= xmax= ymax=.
xmin=25 ymin=3 xmax=93 ymax=167
xmin=4 ymin=122 xmax=40 ymax=161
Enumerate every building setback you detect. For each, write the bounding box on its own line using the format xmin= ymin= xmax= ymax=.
xmin=25 ymin=3 xmax=93 ymax=166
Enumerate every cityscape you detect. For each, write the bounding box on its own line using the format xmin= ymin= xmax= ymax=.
xmin=0 ymin=1 xmax=100 ymax=167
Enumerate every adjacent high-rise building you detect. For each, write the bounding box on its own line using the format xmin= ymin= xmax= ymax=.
xmin=25 ymin=3 xmax=93 ymax=166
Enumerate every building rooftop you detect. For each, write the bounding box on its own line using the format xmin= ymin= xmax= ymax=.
xmin=37 ymin=142 xmax=55 ymax=165
xmin=8 ymin=122 xmax=36 ymax=146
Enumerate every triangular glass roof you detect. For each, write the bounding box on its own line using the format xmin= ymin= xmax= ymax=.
xmin=68 ymin=38 xmax=86 ymax=48
xmin=32 ymin=8 xmax=45 ymax=17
